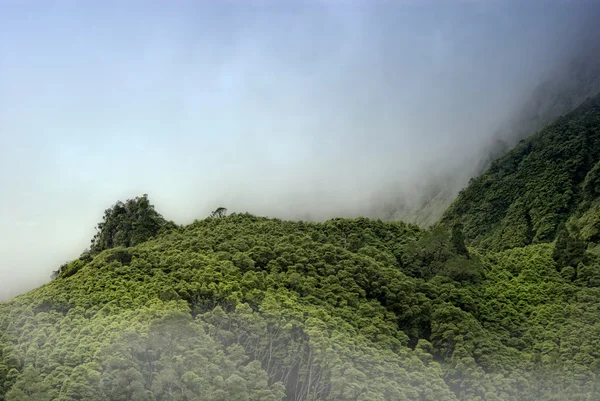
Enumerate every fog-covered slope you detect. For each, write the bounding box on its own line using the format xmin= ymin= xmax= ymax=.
xmin=440 ymin=94 xmax=600 ymax=252
xmin=3 ymin=39 xmax=600 ymax=401
xmin=388 ymin=52 xmax=600 ymax=227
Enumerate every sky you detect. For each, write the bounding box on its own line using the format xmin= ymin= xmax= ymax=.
xmin=1 ymin=0 xmax=599 ymax=300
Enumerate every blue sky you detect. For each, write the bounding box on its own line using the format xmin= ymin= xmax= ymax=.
xmin=0 ymin=0 xmax=596 ymax=299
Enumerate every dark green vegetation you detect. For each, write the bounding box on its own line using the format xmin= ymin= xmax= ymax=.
xmin=2 ymin=95 xmax=600 ymax=400
xmin=88 ymin=194 xmax=177 ymax=256
xmin=389 ymin=56 xmax=600 ymax=228
xmin=441 ymin=95 xmax=600 ymax=251
xmin=1 ymin=206 xmax=600 ymax=400
xmin=51 ymin=195 xmax=177 ymax=280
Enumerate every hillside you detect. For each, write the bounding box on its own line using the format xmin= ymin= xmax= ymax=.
xmin=1 ymin=197 xmax=600 ymax=400
xmin=441 ymin=94 xmax=600 ymax=251
xmin=3 ymin=88 xmax=600 ymax=401
xmin=389 ymin=54 xmax=600 ymax=228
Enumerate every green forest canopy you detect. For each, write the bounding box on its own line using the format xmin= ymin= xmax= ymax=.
xmin=441 ymin=95 xmax=600 ymax=251
xmin=1 ymin=205 xmax=600 ymax=400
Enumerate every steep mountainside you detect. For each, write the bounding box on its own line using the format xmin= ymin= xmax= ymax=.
xmin=441 ymin=94 xmax=600 ymax=251
xmin=499 ymin=44 xmax=600 ymax=150
xmin=389 ymin=54 xmax=600 ymax=227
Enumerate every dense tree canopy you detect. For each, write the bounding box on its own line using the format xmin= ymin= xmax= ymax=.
xmin=52 ymin=195 xmax=177 ymax=280
xmin=90 ymin=194 xmax=176 ymax=254
xmin=2 ymin=207 xmax=600 ymax=400
xmin=441 ymin=94 xmax=600 ymax=251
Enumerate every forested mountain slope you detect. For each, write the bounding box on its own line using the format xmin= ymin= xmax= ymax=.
xmin=440 ymin=94 xmax=600 ymax=251
xmin=3 ymin=84 xmax=600 ymax=401
xmin=1 ymin=200 xmax=600 ymax=400
xmin=388 ymin=54 xmax=600 ymax=228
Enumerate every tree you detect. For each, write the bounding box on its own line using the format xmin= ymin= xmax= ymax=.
xmin=90 ymin=194 xmax=172 ymax=254
xmin=210 ymin=207 xmax=228 ymax=219
xmin=451 ymin=222 xmax=470 ymax=258
xmin=400 ymin=226 xmax=453 ymax=278
xmin=552 ymin=223 xmax=588 ymax=269
xmin=583 ymin=160 xmax=600 ymax=200
xmin=5 ymin=367 xmax=56 ymax=401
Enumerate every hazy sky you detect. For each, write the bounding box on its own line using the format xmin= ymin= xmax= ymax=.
xmin=1 ymin=0 xmax=598 ymax=300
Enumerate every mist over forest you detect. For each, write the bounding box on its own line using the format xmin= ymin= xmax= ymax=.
xmin=4 ymin=2 xmax=600 ymax=401
xmin=1 ymin=1 xmax=600 ymax=299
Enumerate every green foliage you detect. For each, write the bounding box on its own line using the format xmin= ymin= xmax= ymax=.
xmin=399 ymin=226 xmax=483 ymax=283
xmin=2 ymin=208 xmax=600 ymax=400
xmin=575 ymin=263 xmax=600 ymax=287
xmin=441 ymin=94 xmax=600 ymax=251
xmin=572 ymin=200 xmax=600 ymax=243
xmin=7 ymin=99 xmax=600 ymax=401
xmin=399 ymin=226 xmax=454 ymax=278
xmin=552 ymin=224 xmax=588 ymax=270
xmin=582 ymin=159 xmax=600 ymax=201
xmin=52 ymin=259 xmax=87 ymax=280
xmin=90 ymin=194 xmax=175 ymax=255
xmin=450 ymin=222 xmax=469 ymax=258
xmin=5 ymin=367 xmax=56 ymax=401
xmin=52 ymin=195 xmax=177 ymax=280
xmin=210 ymin=207 xmax=228 ymax=219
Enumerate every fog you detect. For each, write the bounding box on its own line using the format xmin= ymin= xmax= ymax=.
xmin=1 ymin=0 xmax=600 ymax=300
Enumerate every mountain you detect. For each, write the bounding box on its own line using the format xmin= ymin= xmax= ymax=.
xmin=3 ymin=65 xmax=600 ymax=400
xmin=440 ymin=94 xmax=600 ymax=251
xmin=388 ymin=52 xmax=600 ymax=228
xmin=1 ymin=188 xmax=600 ymax=400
